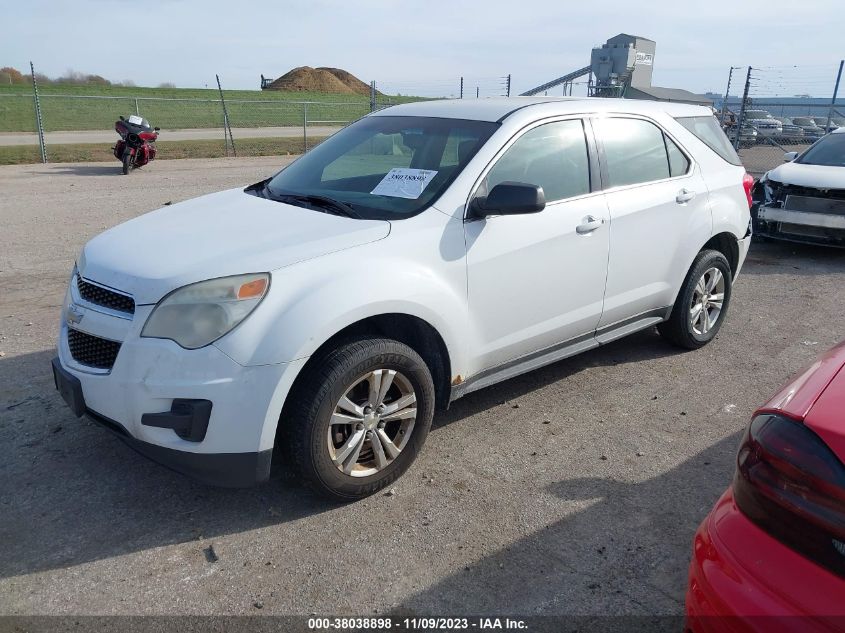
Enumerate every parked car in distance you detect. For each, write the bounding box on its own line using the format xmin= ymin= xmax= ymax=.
xmin=742 ymin=109 xmax=782 ymax=139
xmin=725 ymin=123 xmax=758 ymax=148
xmin=812 ymin=116 xmax=840 ymax=133
xmin=774 ymin=117 xmax=805 ymax=142
xmin=685 ymin=340 xmax=845 ymax=632
xmin=51 ymin=97 xmax=753 ymax=499
xmin=791 ymin=117 xmax=826 ymax=141
xmin=752 ymin=128 xmax=845 ymax=247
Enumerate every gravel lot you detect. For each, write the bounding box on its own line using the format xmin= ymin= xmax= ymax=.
xmin=1 ymin=158 xmax=844 ymax=617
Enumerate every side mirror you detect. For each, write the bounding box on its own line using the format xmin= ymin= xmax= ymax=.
xmin=154 ymin=127 xmax=160 ymax=131
xmin=471 ymin=182 xmax=546 ymax=218
xmin=119 ymin=115 xmax=125 ymax=121
xmin=783 ymin=151 xmax=798 ymax=162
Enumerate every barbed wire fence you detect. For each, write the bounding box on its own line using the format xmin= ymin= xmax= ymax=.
xmin=719 ymin=62 xmax=844 ymax=176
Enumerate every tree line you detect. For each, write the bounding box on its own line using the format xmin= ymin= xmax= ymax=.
xmin=0 ymin=66 xmax=175 ymax=88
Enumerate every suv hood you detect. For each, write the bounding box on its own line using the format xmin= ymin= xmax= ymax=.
xmin=79 ymin=187 xmax=391 ymax=305
xmin=767 ymin=161 xmax=845 ymax=190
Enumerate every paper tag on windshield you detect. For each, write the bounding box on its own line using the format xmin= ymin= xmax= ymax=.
xmin=371 ymin=168 xmax=438 ymax=199
xmin=128 ymin=115 xmax=144 ymax=125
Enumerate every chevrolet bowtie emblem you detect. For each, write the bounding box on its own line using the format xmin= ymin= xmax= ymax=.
xmin=66 ymin=304 xmax=84 ymax=326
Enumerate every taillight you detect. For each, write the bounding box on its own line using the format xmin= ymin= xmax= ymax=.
xmin=742 ymin=173 xmax=755 ymax=208
xmin=733 ymin=413 xmax=845 ymax=578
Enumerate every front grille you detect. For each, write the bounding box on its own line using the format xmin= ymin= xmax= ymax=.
xmin=67 ymin=328 xmax=121 ymax=370
xmin=785 ymin=194 xmax=845 ymax=216
xmin=77 ymin=277 xmax=135 ymax=315
xmin=779 ymin=184 xmax=845 ymax=202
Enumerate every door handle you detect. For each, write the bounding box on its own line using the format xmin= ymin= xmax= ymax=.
xmin=676 ymin=188 xmax=696 ymax=204
xmin=576 ymin=215 xmax=605 ymax=234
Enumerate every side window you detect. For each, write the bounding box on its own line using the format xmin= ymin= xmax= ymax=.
xmin=665 ymin=135 xmax=690 ymax=177
xmin=484 ymin=120 xmax=590 ymax=203
xmin=600 ymin=118 xmax=672 ymax=187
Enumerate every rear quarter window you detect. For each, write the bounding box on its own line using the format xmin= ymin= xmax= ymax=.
xmin=675 ymin=116 xmax=742 ymax=166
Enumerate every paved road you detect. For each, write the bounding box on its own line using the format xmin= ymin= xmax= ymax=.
xmin=1 ymin=158 xmax=844 ymax=617
xmin=0 ymin=126 xmax=342 ymax=146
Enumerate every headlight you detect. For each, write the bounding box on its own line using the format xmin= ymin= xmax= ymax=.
xmin=141 ymin=273 xmax=269 ymax=349
xmin=762 ymin=177 xmax=781 ymax=205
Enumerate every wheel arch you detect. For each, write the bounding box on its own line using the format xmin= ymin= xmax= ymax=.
xmin=273 ymin=312 xmax=454 ymax=450
xmin=702 ymin=231 xmax=740 ymax=277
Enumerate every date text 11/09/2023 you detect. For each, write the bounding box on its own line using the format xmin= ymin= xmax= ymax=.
xmin=307 ymin=617 xmax=529 ymax=630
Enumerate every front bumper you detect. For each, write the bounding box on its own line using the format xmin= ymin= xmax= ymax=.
xmin=754 ymin=203 xmax=845 ymax=248
xmin=685 ymin=490 xmax=845 ymax=633
xmin=54 ymin=274 xmax=308 ymax=486
xmin=754 ymin=128 xmax=782 ymax=138
xmin=52 ymin=355 xmax=282 ymax=487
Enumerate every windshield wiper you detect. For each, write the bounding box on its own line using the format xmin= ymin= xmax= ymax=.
xmin=244 ymin=177 xmax=273 ymax=198
xmin=270 ymin=191 xmax=362 ymax=219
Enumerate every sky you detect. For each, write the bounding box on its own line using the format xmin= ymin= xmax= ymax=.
xmin=3 ymin=0 xmax=843 ymax=98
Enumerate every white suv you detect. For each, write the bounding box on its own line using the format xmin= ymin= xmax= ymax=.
xmin=52 ymin=98 xmax=753 ymax=499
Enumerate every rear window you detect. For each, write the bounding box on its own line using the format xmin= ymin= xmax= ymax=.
xmin=675 ymin=116 xmax=742 ymax=166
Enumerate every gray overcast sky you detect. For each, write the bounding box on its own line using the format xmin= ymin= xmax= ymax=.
xmin=3 ymin=0 xmax=843 ymax=97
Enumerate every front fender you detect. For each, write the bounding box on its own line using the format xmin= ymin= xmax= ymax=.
xmin=214 ymin=250 xmax=470 ymax=379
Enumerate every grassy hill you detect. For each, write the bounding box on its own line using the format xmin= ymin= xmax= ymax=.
xmin=0 ymin=83 xmax=418 ymax=132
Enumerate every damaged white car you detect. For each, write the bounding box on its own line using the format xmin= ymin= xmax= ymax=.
xmin=753 ymin=128 xmax=845 ymax=247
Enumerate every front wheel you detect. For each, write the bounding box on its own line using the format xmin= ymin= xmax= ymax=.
xmin=121 ymin=150 xmax=133 ymax=175
xmin=658 ymin=249 xmax=733 ymax=349
xmin=284 ymin=337 xmax=435 ymax=501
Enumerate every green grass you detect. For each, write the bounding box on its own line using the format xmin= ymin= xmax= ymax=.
xmin=0 ymin=136 xmax=327 ymax=165
xmin=0 ymin=84 xmax=421 ymax=133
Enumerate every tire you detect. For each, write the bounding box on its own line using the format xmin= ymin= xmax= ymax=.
xmin=121 ymin=150 xmax=132 ymax=175
xmin=284 ymin=337 xmax=435 ymax=501
xmin=658 ymin=249 xmax=733 ymax=350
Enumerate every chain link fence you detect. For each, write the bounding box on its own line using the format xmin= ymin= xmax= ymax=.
xmin=3 ymin=65 xmax=843 ymax=169
xmin=0 ymin=88 xmax=416 ymax=164
xmin=716 ymin=63 xmax=844 ymax=176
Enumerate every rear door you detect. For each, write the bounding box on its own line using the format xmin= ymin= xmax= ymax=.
xmin=594 ymin=116 xmax=712 ymax=330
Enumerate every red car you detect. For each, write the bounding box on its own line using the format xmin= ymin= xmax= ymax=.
xmin=686 ymin=341 xmax=845 ymax=632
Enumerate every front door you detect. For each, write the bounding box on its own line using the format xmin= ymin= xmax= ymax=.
xmin=465 ymin=119 xmax=610 ymax=372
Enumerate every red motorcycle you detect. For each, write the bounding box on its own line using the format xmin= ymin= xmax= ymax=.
xmin=113 ymin=115 xmax=159 ymax=174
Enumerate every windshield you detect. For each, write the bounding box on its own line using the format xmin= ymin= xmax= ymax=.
xmin=264 ymin=115 xmax=498 ymax=220
xmin=125 ymin=114 xmax=150 ymax=128
xmin=792 ymin=118 xmax=817 ymax=126
xmin=797 ymin=133 xmax=845 ymax=167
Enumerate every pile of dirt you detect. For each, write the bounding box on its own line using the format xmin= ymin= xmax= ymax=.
xmin=266 ymin=66 xmax=377 ymax=95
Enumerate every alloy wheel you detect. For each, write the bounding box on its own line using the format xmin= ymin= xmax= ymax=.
xmin=689 ymin=267 xmax=725 ymax=336
xmin=327 ymin=369 xmax=417 ymax=477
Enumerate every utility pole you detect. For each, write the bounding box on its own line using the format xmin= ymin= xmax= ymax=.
xmin=370 ymin=81 xmax=376 ymax=112
xmin=825 ymin=60 xmax=844 ymax=133
xmin=720 ymin=66 xmax=740 ymax=125
xmin=460 ymin=77 xmax=463 ymax=99
xmin=734 ymin=67 xmax=752 ymax=151
xmin=476 ymin=86 xmax=479 ymax=99
xmin=506 ymin=74 xmax=511 ymax=97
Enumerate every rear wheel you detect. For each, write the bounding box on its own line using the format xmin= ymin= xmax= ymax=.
xmin=121 ymin=150 xmax=132 ymax=175
xmin=658 ymin=249 xmax=733 ymax=349
xmin=285 ymin=337 xmax=435 ymax=501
